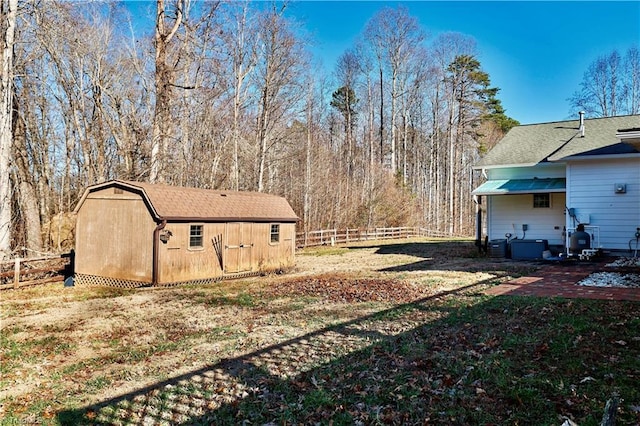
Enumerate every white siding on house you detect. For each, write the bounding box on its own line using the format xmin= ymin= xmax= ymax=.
xmin=484 ymin=164 xmax=567 ymax=246
xmin=487 ymin=192 xmax=567 ymax=245
xmin=566 ymin=157 xmax=640 ymax=250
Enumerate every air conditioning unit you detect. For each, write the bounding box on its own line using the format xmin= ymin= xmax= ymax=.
xmin=488 ymin=239 xmax=507 ymax=258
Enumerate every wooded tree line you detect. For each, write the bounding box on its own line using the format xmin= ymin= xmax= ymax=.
xmin=2 ymin=0 xmax=527 ymax=257
xmin=569 ymin=46 xmax=640 ymax=117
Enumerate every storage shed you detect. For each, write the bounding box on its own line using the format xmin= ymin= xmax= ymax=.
xmin=73 ymin=180 xmax=299 ymax=287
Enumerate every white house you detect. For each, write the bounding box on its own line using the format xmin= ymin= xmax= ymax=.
xmin=472 ymin=113 xmax=640 ymax=257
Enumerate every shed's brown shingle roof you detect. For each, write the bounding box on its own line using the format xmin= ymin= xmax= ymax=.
xmin=77 ymin=180 xmax=299 ymax=222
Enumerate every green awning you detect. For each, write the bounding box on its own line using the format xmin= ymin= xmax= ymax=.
xmin=472 ymin=178 xmax=566 ymax=196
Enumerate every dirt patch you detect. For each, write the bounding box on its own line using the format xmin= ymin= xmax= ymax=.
xmin=267 ymin=274 xmax=428 ymax=303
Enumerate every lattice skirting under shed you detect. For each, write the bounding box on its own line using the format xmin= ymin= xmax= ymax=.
xmin=156 ymin=276 xmax=224 ymax=287
xmin=72 ymin=273 xmax=249 ymax=288
xmin=74 ymin=274 xmax=147 ymax=289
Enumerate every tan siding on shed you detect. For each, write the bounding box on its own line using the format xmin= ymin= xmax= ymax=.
xmin=158 ymin=223 xmax=226 ymax=283
xmin=75 ymin=195 xmax=154 ymax=282
xmin=155 ymin=222 xmax=294 ymax=284
xmin=248 ymin=222 xmax=296 ymax=272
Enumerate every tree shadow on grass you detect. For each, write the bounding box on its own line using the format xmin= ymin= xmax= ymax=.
xmin=57 ymin=281 xmax=484 ymax=425
xmin=348 ymin=241 xmax=476 ymax=259
xmin=350 ymin=241 xmax=536 ymax=274
xmin=57 ymin=275 xmax=640 ymax=425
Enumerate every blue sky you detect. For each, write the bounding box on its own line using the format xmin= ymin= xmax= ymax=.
xmin=283 ymin=1 xmax=640 ymax=125
xmin=123 ymin=1 xmax=639 ymax=125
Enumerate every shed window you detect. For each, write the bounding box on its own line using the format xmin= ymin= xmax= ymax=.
xmin=270 ymin=224 xmax=280 ymax=243
xmin=189 ymin=225 xmax=204 ymax=248
xmin=533 ymin=193 xmax=550 ymax=208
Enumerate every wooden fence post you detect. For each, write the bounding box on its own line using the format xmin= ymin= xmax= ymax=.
xmin=14 ymin=257 xmax=20 ymax=289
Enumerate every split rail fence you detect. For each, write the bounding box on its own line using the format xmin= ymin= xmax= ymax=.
xmin=295 ymin=227 xmax=468 ymax=248
xmin=0 ymin=252 xmax=73 ymax=291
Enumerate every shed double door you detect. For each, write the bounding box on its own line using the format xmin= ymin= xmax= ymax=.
xmin=224 ymin=222 xmax=253 ymax=274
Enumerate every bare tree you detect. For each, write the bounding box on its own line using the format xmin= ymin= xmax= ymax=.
xmin=11 ymin=2 xmax=58 ymax=251
xmin=363 ymin=15 xmax=386 ymax=167
xmin=0 ymin=0 xmax=17 ymax=257
xmin=252 ymin=4 xmax=307 ymax=192
xmin=424 ymin=33 xmax=477 ymax=232
xmin=623 ymin=46 xmax=640 ymax=114
xmin=569 ymin=46 xmax=640 ymax=117
xmin=151 ymin=0 xmax=184 ymax=183
xmin=303 ymin=77 xmax=314 ymax=233
xmin=100 ymin=30 xmax=153 ymax=181
xmin=9 ymin=2 xmax=156 ymax=252
xmin=12 ymin=105 xmax=43 ymax=253
xmin=332 ymin=50 xmax=360 ymax=178
xmin=364 ymin=6 xmax=425 ymax=174
xmin=221 ymin=2 xmax=257 ymax=190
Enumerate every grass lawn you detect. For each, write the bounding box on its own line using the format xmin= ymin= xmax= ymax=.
xmin=1 ymin=239 xmax=639 ymax=425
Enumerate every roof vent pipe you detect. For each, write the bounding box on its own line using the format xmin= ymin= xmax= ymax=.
xmin=578 ymin=111 xmax=585 ymax=137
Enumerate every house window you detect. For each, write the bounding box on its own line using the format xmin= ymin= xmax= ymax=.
xmin=533 ymin=193 xmax=551 ymax=208
xmin=189 ymin=225 xmax=204 ymax=249
xmin=270 ymin=224 xmax=280 ymax=243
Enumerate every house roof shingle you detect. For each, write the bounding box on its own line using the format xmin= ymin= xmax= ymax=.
xmin=76 ymin=180 xmax=299 ymax=222
xmin=475 ymin=115 xmax=640 ymax=169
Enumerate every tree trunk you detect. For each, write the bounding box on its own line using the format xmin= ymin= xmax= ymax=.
xmin=256 ymin=85 xmax=269 ymax=192
xmin=0 ymin=0 xmax=18 ymax=258
xmin=401 ymin=110 xmax=408 ymax=185
xmin=390 ymin=69 xmax=397 ymax=174
xmin=304 ymin=83 xmax=313 ymax=232
xmin=151 ymin=0 xmax=183 ymax=183
xmin=230 ymin=6 xmax=254 ymax=191
xmin=13 ymin=105 xmax=43 ymax=253
xmin=379 ymin=65 xmax=384 ymax=166
xmin=448 ymin=98 xmax=455 ymax=235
